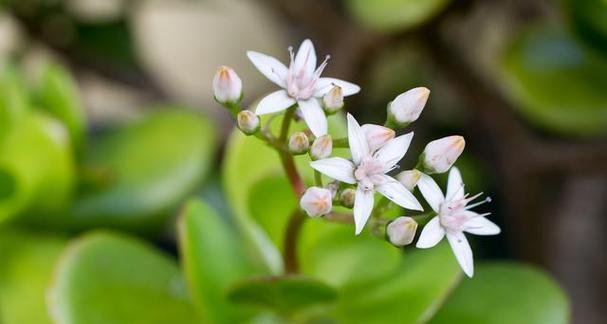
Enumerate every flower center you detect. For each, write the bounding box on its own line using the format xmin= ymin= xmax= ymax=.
xmin=438 ymin=193 xmax=491 ymax=232
xmin=354 ymin=157 xmax=385 ymax=191
xmin=285 ymin=47 xmax=330 ymax=100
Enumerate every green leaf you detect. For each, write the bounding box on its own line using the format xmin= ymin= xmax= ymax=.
xmin=334 ymin=243 xmax=462 ymax=323
xmin=0 ymin=229 xmax=67 ymax=324
xmin=35 ymin=63 xmax=87 ymax=151
xmin=48 ymin=231 xmax=200 ymax=324
xmin=500 ymin=26 xmax=607 ymax=136
xmin=227 ymin=275 xmax=337 ymax=316
xmin=222 ymin=114 xmax=346 ymax=272
xmin=65 ymin=109 xmax=216 ymax=232
xmin=178 ymin=199 xmax=267 ymax=323
xmin=563 ymin=0 xmax=607 ymax=55
xmin=345 ymin=0 xmax=451 ymax=33
xmin=0 ymin=113 xmax=76 ymax=223
xmin=0 ymin=66 xmax=30 ymax=141
xmin=429 ymin=262 xmax=570 ymax=324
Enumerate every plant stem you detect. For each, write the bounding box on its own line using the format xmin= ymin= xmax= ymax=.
xmin=314 ymin=170 xmax=323 ymax=187
xmin=332 ymin=137 xmax=349 ymax=148
xmin=283 ymin=209 xmax=306 ymax=273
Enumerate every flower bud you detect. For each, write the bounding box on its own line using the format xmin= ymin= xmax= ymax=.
xmin=322 ymin=86 xmax=344 ymax=114
xmin=236 ymin=110 xmax=260 ymax=135
xmin=387 ymin=217 xmax=418 ymax=246
xmin=387 ymin=87 xmax=430 ymax=127
xmin=310 ymin=135 xmax=333 ymax=160
xmin=288 ymin=131 xmax=309 ymax=155
xmin=361 ymin=124 xmax=395 ymax=152
xmin=213 ymin=66 xmax=243 ymax=104
xmin=339 ymin=188 xmax=356 ymax=208
xmin=420 ymin=135 xmax=465 ymax=174
xmin=300 ymin=187 xmax=332 ymax=217
xmin=396 ymin=169 xmax=422 ymax=191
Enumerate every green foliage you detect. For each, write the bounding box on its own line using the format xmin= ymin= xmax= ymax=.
xmin=48 ymin=231 xmax=200 ymax=324
xmin=563 ymin=0 xmax=607 ymax=54
xmin=501 ymin=26 xmax=607 ymax=136
xmin=345 ymin=0 xmax=452 ymax=32
xmin=430 ymin=263 xmax=570 ymax=324
xmin=0 ymin=229 xmax=67 ymax=324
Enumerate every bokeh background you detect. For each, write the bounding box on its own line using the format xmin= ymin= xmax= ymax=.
xmin=0 ymin=0 xmax=605 ymax=323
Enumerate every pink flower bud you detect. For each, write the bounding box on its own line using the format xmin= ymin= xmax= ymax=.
xmin=396 ymin=169 xmax=422 ymax=191
xmin=361 ymin=124 xmax=395 ymax=152
xmin=388 ymin=87 xmax=430 ymax=127
xmin=387 ymin=216 xmax=418 ymax=246
xmin=236 ymin=110 xmax=260 ymax=135
xmin=300 ymin=187 xmax=332 ymax=217
xmin=322 ymin=86 xmax=344 ymax=114
xmin=421 ymin=136 xmax=465 ymax=174
xmin=213 ymin=66 xmax=242 ymax=104
xmin=288 ymin=131 xmax=309 ymax=155
xmin=339 ymin=188 xmax=356 ymax=208
xmin=310 ymin=135 xmax=333 ymax=160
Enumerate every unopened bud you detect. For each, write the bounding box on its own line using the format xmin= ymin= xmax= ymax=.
xmin=237 ymin=110 xmax=260 ymax=135
xmin=339 ymin=188 xmax=356 ymax=208
xmin=310 ymin=135 xmax=333 ymax=160
xmin=322 ymin=86 xmax=344 ymax=114
xmin=387 ymin=217 xmax=418 ymax=246
xmin=300 ymin=187 xmax=332 ymax=217
xmin=420 ymin=135 xmax=465 ymax=174
xmin=361 ymin=124 xmax=395 ymax=152
xmin=288 ymin=131 xmax=309 ymax=155
xmin=396 ymin=169 xmax=422 ymax=191
xmin=387 ymin=87 xmax=430 ymax=127
xmin=213 ymin=66 xmax=243 ymax=104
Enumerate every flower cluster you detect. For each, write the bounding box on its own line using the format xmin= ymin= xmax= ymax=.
xmin=213 ymin=39 xmax=499 ymax=277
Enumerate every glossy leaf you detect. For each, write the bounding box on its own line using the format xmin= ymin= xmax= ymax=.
xmin=0 ymin=229 xmax=67 ymax=324
xmin=65 ymin=109 xmax=216 ymax=232
xmin=501 ymin=27 xmax=607 ymax=136
xmin=334 ymin=243 xmax=462 ymax=323
xmin=0 ymin=113 xmax=76 ymax=223
xmin=178 ymin=199 xmax=266 ymax=323
xmin=429 ymin=262 xmax=570 ymax=324
xmin=345 ymin=0 xmax=451 ymax=32
xmin=564 ymin=0 xmax=607 ymax=55
xmin=35 ymin=63 xmax=87 ymax=151
xmin=48 ymin=231 xmax=200 ymax=324
xmin=0 ymin=67 xmax=29 ymax=141
xmin=227 ymin=275 xmax=337 ymax=316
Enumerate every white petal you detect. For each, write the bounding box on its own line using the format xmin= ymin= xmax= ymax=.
xmin=417 ymin=174 xmax=445 ymax=213
xmin=353 ymin=186 xmax=374 ymax=235
xmin=310 ymin=157 xmax=356 ymax=184
xmin=446 ymin=232 xmax=474 ymax=277
xmin=446 ymin=167 xmax=465 ymax=201
xmin=376 ymin=175 xmax=423 ymax=211
xmin=246 ymin=51 xmax=288 ymax=87
xmin=255 ymin=90 xmax=296 ymax=115
xmin=298 ymin=99 xmax=327 ymax=137
xmin=416 ymin=217 xmax=445 ymax=248
xmin=315 ymin=78 xmax=361 ymax=97
xmin=373 ymin=132 xmax=414 ymax=171
xmin=294 ymin=39 xmax=316 ymax=77
xmin=464 ymin=216 xmax=501 ymax=236
xmin=347 ymin=113 xmax=369 ymax=165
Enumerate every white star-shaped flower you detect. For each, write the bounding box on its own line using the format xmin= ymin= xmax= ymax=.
xmin=310 ymin=114 xmax=423 ymax=234
xmin=416 ymin=167 xmax=500 ymax=277
xmin=247 ymin=39 xmax=360 ymax=136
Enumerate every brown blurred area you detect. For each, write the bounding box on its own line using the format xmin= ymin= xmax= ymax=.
xmin=1 ymin=0 xmax=606 ymax=322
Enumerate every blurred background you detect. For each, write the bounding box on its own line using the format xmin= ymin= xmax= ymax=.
xmin=0 ymin=0 xmax=605 ymax=323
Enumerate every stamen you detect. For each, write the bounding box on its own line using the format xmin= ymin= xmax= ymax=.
xmin=313 ymin=55 xmax=331 ymax=78
xmin=288 ymin=46 xmax=295 ymax=64
xmin=466 ymin=196 xmax=492 ymax=210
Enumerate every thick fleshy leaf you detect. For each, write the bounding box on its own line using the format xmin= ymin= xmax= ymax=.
xmin=0 ymin=229 xmax=67 ymax=324
xmin=227 ymin=275 xmax=337 ymax=315
xmin=246 ymin=51 xmax=288 ymax=88
xmin=345 ymin=0 xmax=452 ymax=32
xmin=35 ymin=63 xmax=86 ymax=151
xmin=0 ymin=113 xmax=75 ymax=224
xmin=501 ymin=27 xmax=607 ymax=136
xmin=178 ymin=199 xmax=266 ymax=323
xmin=0 ymin=67 xmax=29 ymax=140
xmin=335 ymin=243 xmax=462 ymax=323
xmin=429 ymin=263 xmax=569 ymax=324
xmin=64 ymin=109 xmax=216 ymax=232
xmin=48 ymin=231 xmax=200 ymax=324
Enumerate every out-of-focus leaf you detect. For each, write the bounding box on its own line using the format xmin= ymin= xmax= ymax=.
xmin=36 ymin=63 xmax=86 ymax=151
xmin=178 ymin=199 xmax=266 ymax=323
xmin=429 ymin=262 xmax=569 ymax=324
xmin=334 ymin=243 xmax=462 ymax=323
xmin=48 ymin=231 xmax=200 ymax=324
xmin=501 ymin=27 xmax=607 ymax=136
xmin=65 ymin=109 xmax=216 ymax=232
xmin=345 ymin=0 xmax=451 ymax=33
xmin=0 ymin=113 xmax=75 ymax=223
xmin=0 ymin=229 xmax=67 ymax=324
xmin=227 ymin=275 xmax=337 ymax=316
xmin=563 ymin=0 xmax=607 ymax=55
xmin=0 ymin=67 xmax=29 ymax=141
xmin=223 ymin=114 xmax=346 ymax=273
